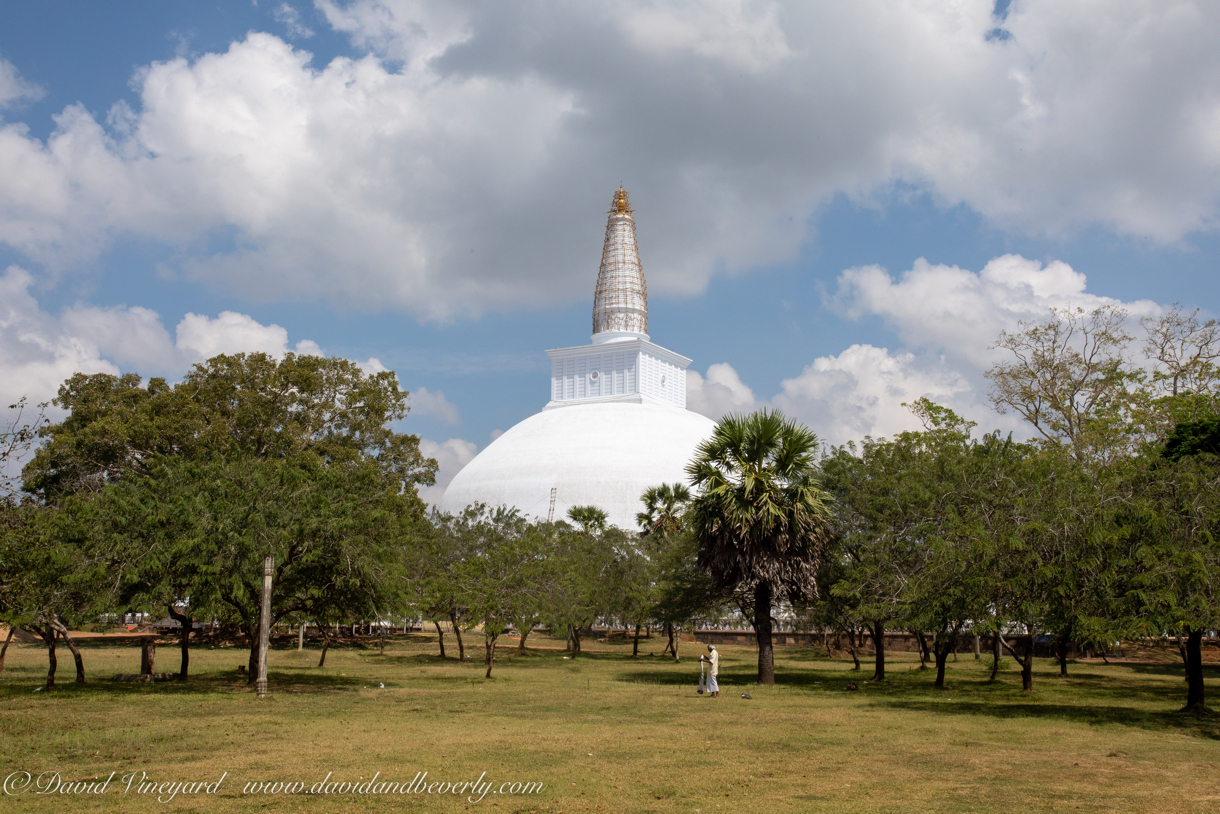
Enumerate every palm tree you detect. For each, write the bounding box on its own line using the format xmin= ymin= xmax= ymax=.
xmin=636 ymin=482 xmax=691 ymax=537
xmin=566 ymin=505 xmax=608 ymax=534
xmin=687 ymin=409 xmax=832 ymax=685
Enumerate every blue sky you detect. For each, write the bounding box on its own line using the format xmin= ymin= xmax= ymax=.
xmin=2 ymin=1 xmax=1218 ymax=500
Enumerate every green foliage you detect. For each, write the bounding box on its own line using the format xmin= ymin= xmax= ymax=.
xmin=24 ymin=352 xmax=436 ymax=503
xmin=566 ymin=505 xmax=609 ymax=534
xmin=688 ymin=408 xmax=832 ymax=683
xmin=687 ymin=409 xmax=832 ymax=598
xmin=985 ymin=304 xmax=1141 ymax=465
xmin=636 ymin=482 xmax=691 ymax=538
xmin=1162 ymin=417 xmax=1220 ymax=461
xmin=80 ymin=455 xmax=417 ymax=635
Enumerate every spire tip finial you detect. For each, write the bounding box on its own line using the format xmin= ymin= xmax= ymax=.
xmin=612 ymin=185 xmax=632 ymax=215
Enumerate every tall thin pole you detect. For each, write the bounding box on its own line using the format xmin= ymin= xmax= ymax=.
xmin=256 ymin=554 xmax=274 ymax=698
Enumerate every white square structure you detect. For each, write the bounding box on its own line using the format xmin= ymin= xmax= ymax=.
xmin=546 ymin=338 xmax=690 ymax=410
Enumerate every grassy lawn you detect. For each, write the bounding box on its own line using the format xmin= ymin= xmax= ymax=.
xmin=0 ymin=633 xmax=1217 ymax=813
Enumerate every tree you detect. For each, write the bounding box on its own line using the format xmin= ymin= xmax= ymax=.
xmin=88 ymin=454 xmax=416 ymax=682
xmin=1123 ymin=424 xmax=1220 ymax=713
xmin=447 ymin=507 xmax=554 ymax=678
xmin=1141 ymin=305 xmax=1219 ymax=412
xmin=984 ymin=307 xmax=1149 ymax=690
xmin=0 ymin=503 xmax=102 ymax=688
xmin=637 ymin=483 xmax=691 ymax=538
xmin=986 ymin=305 xmax=1138 ymax=466
xmin=567 ymin=505 xmax=608 ymax=534
xmin=542 ymin=519 xmax=619 ymax=656
xmin=21 ymin=353 xmax=436 ymax=683
xmin=687 ymin=409 xmax=832 ymax=685
xmin=820 ymin=436 xmax=925 ymax=683
xmin=1 ymin=398 xmax=48 ymax=674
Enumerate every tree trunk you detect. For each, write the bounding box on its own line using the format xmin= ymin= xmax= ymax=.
xmin=868 ymin=620 xmax=886 ymax=682
xmin=989 ymin=634 xmax=1002 ymax=681
xmin=1001 ymin=632 xmax=1035 ymax=692
xmin=1177 ymin=635 xmax=1189 ymax=681
xmin=662 ymin=623 xmax=674 ymax=657
xmin=484 ymin=632 xmax=498 ymax=679
xmin=934 ymin=646 xmax=950 ymax=689
xmin=1056 ymin=627 xmax=1072 ymax=678
xmin=1020 ymin=637 xmax=1034 ymax=692
xmin=974 ymin=634 xmax=980 ymax=660
xmin=48 ymin=621 xmax=85 ymax=684
xmin=298 ymin=623 xmax=304 ymax=652
xmin=1183 ymin=627 xmax=1207 ymax=713
xmin=246 ymin=622 xmax=259 ymax=684
xmin=40 ymin=623 xmax=57 ymax=689
xmin=317 ymin=625 xmax=331 ymax=668
xmin=433 ymin=619 xmax=446 ymax=658
xmin=0 ymin=624 xmax=15 ymax=673
xmin=516 ymin=625 xmax=531 ymax=653
xmin=753 ymin=581 xmax=775 ymax=685
xmin=167 ymin=605 xmax=192 ymax=680
xmin=932 ymin=630 xmax=959 ymax=690
xmin=914 ymin=630 xmax=930 ymax=669
xmin=568 ymin=627 xmax=582 ymax=656
xmin=845 ymin=627 xmax=861 ymax=671
xmin=379 ymin=625 xmax=386 ymax=656
xmin=450 ymin=611 xmax=466 ymax=662
xmin=632 ymin=623 xmax=641 ymax=658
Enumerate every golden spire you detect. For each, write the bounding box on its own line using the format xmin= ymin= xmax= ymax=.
xmin=612 ymin=185 xmax=633 ymax=215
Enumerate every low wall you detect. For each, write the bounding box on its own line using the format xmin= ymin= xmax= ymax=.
xmin=669 ymin=629 xmax=1220 ymax=661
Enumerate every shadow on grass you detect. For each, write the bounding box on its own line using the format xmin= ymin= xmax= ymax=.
xmin=0 ymin=668 xmax=365 ymax=699
xmin=618 ymin=659 xmax=1220 ymax=739
xmin=878 ymin=698 xmax=1220 ymax=740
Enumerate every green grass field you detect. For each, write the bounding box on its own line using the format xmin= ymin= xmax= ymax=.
xmin=0 ymin=633 xmax=1217 ymax=813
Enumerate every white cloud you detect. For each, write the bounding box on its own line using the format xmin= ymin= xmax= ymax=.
xmin=686 ymin=362 xmax=761 ymax=420
xmin=273 ymin=3 xmax=315 ymax=39
xmin=409 ymin=386 xmax=460 ymax=424
xmin=417 ymin=437 xmax=477 ymax=508
xmin=356 ymin=357 xmax=394 ymax=376
xmin=0 ymin=57 xmax=43 ymax=109
xmin=0 ymin=266 xmax=332 ymax=412
xmin=294 ymin=339 xmax=324 ymax=356
xmin=59 ymin=302 xmax=178 ymax=372
xmin=1 ymin=3 xmax=1218 ymax=316
xmin=772 ymin=345 xmax=979 ymax=446
xmin=833 ymin=254 xmax=1162 ymax=369
xmin=0 ymin=266 xmax=118 ymax=415
xmin=175 ymin=311 xmax=295 ymax=361
xmin=703 ymin=254 xmax=1172 ymax=445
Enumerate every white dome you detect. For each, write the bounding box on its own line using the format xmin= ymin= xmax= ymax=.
xmin=440 ymin=401 xmax=716 ymax=530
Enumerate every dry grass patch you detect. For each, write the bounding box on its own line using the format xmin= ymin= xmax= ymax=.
xmin=0 ymin=634 xmax=1216 ymax=813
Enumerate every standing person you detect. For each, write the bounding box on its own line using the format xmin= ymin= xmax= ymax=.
xmin=700 ymin=645 xmax=720 ymax=697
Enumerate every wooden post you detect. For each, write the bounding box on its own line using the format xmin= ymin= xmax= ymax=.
xmin=140 ymin=638 xmax=156 ymax=676
xmin=256 ymin=554 xmax=274 ymax=697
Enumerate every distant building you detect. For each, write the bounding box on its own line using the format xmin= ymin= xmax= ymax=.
xmin=440 ymin=187 xmax=715 ymax=529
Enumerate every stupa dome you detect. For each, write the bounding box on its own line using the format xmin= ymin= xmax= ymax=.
xmin=440 ymin=402 xmax=715 ymax=529
xmin=439 ymin=186 xmax=715 ymax=530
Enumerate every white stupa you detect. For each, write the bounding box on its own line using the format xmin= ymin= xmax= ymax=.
xmin=440 ymin=187 xmax=716 ymax=530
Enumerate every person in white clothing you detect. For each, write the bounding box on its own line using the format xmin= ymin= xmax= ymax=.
xmin=700 ymin=645 xmax=720 ymax=697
